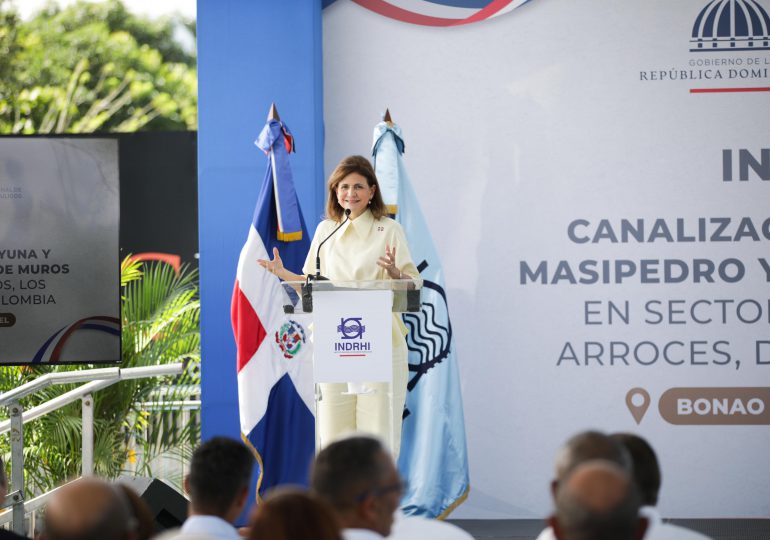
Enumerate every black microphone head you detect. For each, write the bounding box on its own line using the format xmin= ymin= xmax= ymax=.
xmin=344 ymin=208 xmax=351 ymax=217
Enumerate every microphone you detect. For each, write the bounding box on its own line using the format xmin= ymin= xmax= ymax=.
xmin=314 ymin=208 xmax=351 ymax=280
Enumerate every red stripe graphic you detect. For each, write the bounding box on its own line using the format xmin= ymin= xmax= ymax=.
xmin=232 ymin=281 xmax=267 ymax=373
xmin=50 ymin=316 xmax=120 ymax=363
xmin=352 ymin=0 xmax=515 ymax=27
xmin=461 ymin=0 xmax=517 ymax=25
xmin=690 ymin=87 xmax=770 ymax=93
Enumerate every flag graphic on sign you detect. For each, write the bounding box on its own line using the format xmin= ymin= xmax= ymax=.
xmin=323 ymin=0 xmax=532 ymax=27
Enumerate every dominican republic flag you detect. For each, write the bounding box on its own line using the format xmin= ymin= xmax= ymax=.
xmin=232 ymin=117 xmax=315 ymax=497
xmin=323 ymin=0 xmax=532 ymax=27
xmin=373 ymin=119 xmax=470 ymax=518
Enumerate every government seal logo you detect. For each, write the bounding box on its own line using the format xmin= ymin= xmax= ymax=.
xmin=274 ymin=319 xmax=306 ymax=359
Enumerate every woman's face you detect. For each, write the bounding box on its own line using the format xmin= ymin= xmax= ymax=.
xmin=335 ymin=172 xmax=375 ymax=219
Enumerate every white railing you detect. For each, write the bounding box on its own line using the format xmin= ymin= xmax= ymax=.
xmin=0 ymin=364 xmax=192 ymax=535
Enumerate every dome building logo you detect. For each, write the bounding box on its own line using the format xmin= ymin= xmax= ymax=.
xmin=691 ymin=0 xmax=770 ymax=52
xmin=639 ymin=0 xmax=770 ymax=91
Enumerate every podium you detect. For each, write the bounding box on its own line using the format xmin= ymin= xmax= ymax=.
xmin=281 ymin=279 xmax=421 ymax=454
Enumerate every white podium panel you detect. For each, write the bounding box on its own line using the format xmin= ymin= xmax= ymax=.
xmin=312 ymin=289 xmax=393 ymax=383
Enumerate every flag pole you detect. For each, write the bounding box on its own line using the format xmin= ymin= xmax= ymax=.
xmin=268 ymin=102 xmax=280 ymax=121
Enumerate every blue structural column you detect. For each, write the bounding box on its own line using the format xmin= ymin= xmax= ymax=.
xmin=196 ymin=0 xmax=324 ymax=503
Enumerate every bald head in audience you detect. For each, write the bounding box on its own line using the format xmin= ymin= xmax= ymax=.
xmin=549 ymin=461 xmax=647 ymax=540
xmin=43 ymin=478 xmax=137 ymax=540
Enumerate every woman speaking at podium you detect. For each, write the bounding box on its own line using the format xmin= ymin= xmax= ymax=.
xmin=258 ymin=155 xmax=419 ymax=457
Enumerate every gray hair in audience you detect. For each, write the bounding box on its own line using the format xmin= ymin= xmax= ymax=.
xmin=554 ymin=431 xmax=632 ymax=481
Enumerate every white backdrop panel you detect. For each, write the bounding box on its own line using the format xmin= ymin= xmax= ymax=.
xmin=323 ymin=0 xmax=770 ymax=518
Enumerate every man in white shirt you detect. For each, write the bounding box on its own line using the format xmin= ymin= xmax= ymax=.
xmin=389 ymin=510 xmax=474 ymax=540
xmin=180 ymin=437 xmax=253 ymax=540
xmin=535 ymin=431 xmax=634 ymax=540
xmin=311 ymin=435 xmax=403 ymax=540
xmin=537 ymin=431 xmax=712 ymax=540
xmin=549 ymin=460 xmax=648 ymax=540
xmin=611 ymin=434 xmax=712 ymax=540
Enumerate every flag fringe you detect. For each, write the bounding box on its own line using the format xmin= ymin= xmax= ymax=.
xmin=241 ymin=431 xmax=265 ymax=504
xmin=276 ymin=230 xmax=303 ymax=242
xmin=385 ymin=204 xmax=399 ymax=215
xmin=437 ymin=484 xmax=470 ymax=520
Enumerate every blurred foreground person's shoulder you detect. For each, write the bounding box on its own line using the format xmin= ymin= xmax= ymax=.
xmin=388 ymin=511 xmax=473 ymax=540
xmin=150 ymin=530 xmax=213 ymax=540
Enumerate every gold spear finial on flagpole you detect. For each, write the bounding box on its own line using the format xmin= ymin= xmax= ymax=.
xmin=383 ymin=108 xmax=393 ymax=126
xmin=268 ymin=102 xmax=280 ymax=121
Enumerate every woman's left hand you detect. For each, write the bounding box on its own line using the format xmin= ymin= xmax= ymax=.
xmin=377 ymin=244 xmax=404 ymax=279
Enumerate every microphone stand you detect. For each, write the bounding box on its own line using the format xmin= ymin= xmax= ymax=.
xmin=313 ymin=208 xmax=351 ymax=281
xmin=302 ymin=208 xmax=351 ymax=312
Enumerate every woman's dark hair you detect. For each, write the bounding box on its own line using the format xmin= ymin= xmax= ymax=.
xmin=611 ymin=433 xmax=662 ymax=506
xmin=116 ymin=484 xmax=155 ymax=540
xmin=325 ymin=155 xmax=387 ymax=221
xmin=248 ymin=487 xmax=342 ymax=540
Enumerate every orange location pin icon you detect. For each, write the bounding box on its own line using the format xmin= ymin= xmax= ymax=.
xmin=626 ymin=387 xmax=651 ymax=425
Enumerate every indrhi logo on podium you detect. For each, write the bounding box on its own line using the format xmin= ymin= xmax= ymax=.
xmin=335 ymin=317 xmax=372 ymax=356
xmin=337 ymin=317 xmax=366 ymax=339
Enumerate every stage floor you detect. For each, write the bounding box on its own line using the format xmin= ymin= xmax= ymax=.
xmin=447 ymin=519 xmax=770 ymax=540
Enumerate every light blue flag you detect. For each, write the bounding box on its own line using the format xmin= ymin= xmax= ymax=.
xmin=372 ymin=120 xmax=470 ymax=518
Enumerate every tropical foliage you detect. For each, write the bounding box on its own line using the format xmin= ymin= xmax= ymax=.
xmin=0 ymin=0 xmax=197 ymax=133
xmin=0 ymin=258 xmax=200 ymax=495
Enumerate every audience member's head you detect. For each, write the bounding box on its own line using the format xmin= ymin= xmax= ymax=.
xmin=550 ymin=460 xmax=647 ymax=540
xmin=184 ymin=436 xmax=254 ymax=524
xmin=43 ymin=478 xmax=137 ymax=540
xmin=551 ymin=431 xmax=632 ymax=497
xmin=116 ymin=484 xmax=155 ymax=540
xmin=247 ymin=487 xmax=341 ymax=540
xmin=311 ymin=435 xmax=403 ymax=537
xmin=611 ymin=433 xmax=662 ymax=507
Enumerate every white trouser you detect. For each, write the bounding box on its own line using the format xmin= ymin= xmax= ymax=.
xmin=317 ymin=330 xmax=408 ymax=459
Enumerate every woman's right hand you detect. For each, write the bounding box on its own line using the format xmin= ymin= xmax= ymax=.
xmin=257 ymin=247 xmax=285 ymax=278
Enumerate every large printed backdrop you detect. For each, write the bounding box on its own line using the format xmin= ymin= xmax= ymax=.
xmin=323 ymin=0 xmax=770 ymax=518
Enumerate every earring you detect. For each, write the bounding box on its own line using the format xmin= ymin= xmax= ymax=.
xmin=368 ymin=199 xmax=372 ymax=205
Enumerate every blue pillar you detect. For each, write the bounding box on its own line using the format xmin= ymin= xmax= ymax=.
xmin=196 ymin=0 xmax=324 ymax=508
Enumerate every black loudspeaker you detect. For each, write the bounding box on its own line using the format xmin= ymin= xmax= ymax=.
xmin=118 ymin=476 xmax=189 ymax=531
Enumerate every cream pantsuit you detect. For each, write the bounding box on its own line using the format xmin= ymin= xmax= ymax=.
xmin=303 ymin=209 xmax=419 ymax=457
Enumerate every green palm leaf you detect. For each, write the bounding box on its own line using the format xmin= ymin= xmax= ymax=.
xmin=0 ymin=257 xmax=200 ymax=495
